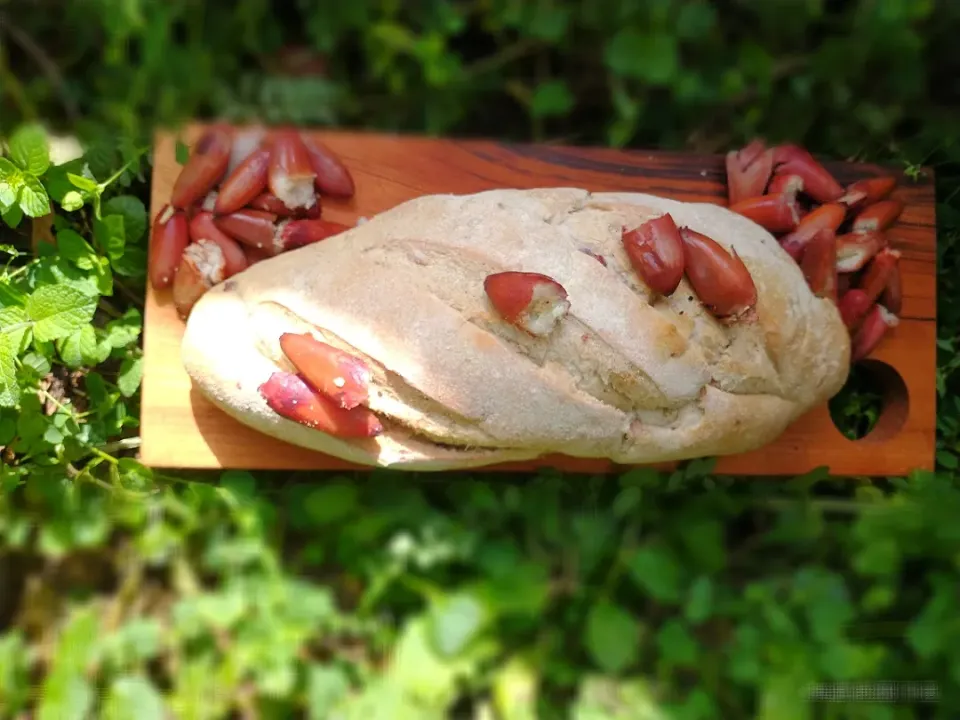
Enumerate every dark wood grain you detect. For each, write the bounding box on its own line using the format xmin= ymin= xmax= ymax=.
xmin=140 ymin=125 xmax=937 ymax=476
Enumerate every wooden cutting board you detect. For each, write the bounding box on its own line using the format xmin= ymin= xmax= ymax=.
xmin=140 ymin=124 xmax=937 ymax=476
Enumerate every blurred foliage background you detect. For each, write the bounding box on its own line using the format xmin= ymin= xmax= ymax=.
xmin=1 ymin=0 xmax=960 ymax=718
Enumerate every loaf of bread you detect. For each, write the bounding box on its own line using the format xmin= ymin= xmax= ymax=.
xmin=180 ymin=188 xmax=850 ymax=470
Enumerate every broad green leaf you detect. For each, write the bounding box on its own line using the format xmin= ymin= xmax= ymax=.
xmin=104 ymin=308 xmax=142 ymax=349
xmin=530 ymin=80 xmax=575 ymax=118
xmin=0 ymin=158 xmax=20 ymax=211
xmin=304 ymin=481 xmax=359 ymax=525
xmin=103 ymin=195 xmax=148 ymax=243
xmin=57 ymin=229 xmax=97 ymax=270
xmin=9 ymin=124 xmax=50 ymax=175
xmin=390 ymin=616 xmax=485 ymax=711
xmin=676 ymin=1 xmax=717 ymax=40
xmin=37 ymin=676 xmax=92 ymax=720
xmin=584 ymin=601 xmax=640 ymax=674
xmin=0 ymin=633 xmax=31 ymax=714
xmin=95 ymin=213 xmax=126 ymax=259
xmin=26 ymin=284 xmax=98 ymax=342
xmin=112 ymin=246 xmax=147 ymax=277
xmin=94 ymin=256 xmax=114 ymax=296
xmin=604 ymin=30 xmax=679 ymax=85
xmin=656 ymin=619 xmax=699 ymax=667
xmin=99 ymin=618 xmax=163 ymax=667
xmin=58 ymin=325 xmax=98 ymax=368
xmin=37 ymin=606 xmax=100 ymax=720
xmin=2 ymin=204 xmax=23 ymax=229
xmin=219 ymin=469 xmax=258 ymax=499
xmin=117 ymin=357 xmax=143 ymax=397
xmin=61 ymin=191 xmax=85 ymax=212
xmin=118 ymin=458 xmax=154 ymax=490
xmin=492 ymin=655 xmax=539 ymax=720
xmin=67 ymin=172 xmax=100 ymax=192
xmin=18 ymin=174 xmax=51 ymax=217
xmin=0 ymin=332 xmax=20 ymax=407
xmin=429 ymin=591 xmax=490 ymax=658
xmin=684 ymin=576 xmax=714 ymax=624
xmin=0 ymin=157 xmax=18 ymax=184
xmin=102 ymin=676 xmax=165 ymax=720
xmin=307 ymin=665 xmax=351 ymax=720
xmin=627 ymin=545 xmax=682 ymax=603
xmin=572 ymin=677 xmax=668 ymax=720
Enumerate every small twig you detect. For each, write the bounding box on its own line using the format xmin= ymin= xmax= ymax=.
xmin=112 ymin=276 xmax=144 ymax=309
xmin=0 ymin=12 xmax=79 ymax=122
xmin=0 ymin=37 xmax=36 ymax=119
xmin=97 ymin=298 xmax=124 ymax=319
xmin=462 ymin=38 xmax=541 ymax=79
xmin=98 ymin=436 xmax=142 ymax=454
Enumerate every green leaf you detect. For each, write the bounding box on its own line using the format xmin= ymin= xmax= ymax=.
xmin=66 ymin=172 xmax=100 ymax=192
xmin=112 ymin=246 xmax=147 ymax=277
xmin=684 ymin=576 xmax=714 ymax=624
xmin=18 ymin=174 xmax=51 ymax=217
xmin=37 ymin=606 xmax=100 ymax=720
xmin=0 ymin=158 xmax=21 ymax=210
xmin=492 ymin=655 xmax=539 ymax=720
xmin=2 ymin=204 xmax=23 ymax=229
xmin=57 ymin=229 xmax=97 ymax=270
xmin=304 ymin=481 xmax=359 ymax=525
xmin=530 ymin=80 xmax=575 ymax=118
xmin=390 ymin=616 xmax=485 ymax=711
xmin=103 ymin=195 xmax=147 ymax=243
xmin=117 ymin=357 xmax=143 ymax=397
xmin=118 ymin=458 xmax=154 ymax=490
xmin=61 ymin=191 xmax=85 ymax=212
xmin=0 ymin=157 xmax=19 ymax=184
xmin=429 ymin=591 xmax=490 ymax=658
xmin=95 ymin=214 xmax=126 ymax=259
xmin=58 ymin=325 xmax=98 ymax=369
xmin=104 ymin=308 xmax=142 ymax=349
xmin=306 ymin=665 xmax=351 ymax=720
xmin=675 ymin=1 xmax=717 ymax=40
xmin=9 ymin=124 xmax=50 ymax=175
xmin=627 ymin=545 xmax=682 ymax=603
xmin=0 ymin=331 xmax=21 ymax=408
xmin=656 ymin=619 xmax=699 ymax=667
xmin=604 ymin=30 xmax=679 ymax=85
xmin=26 ymin=285 xmax=98 ymax=342
xmin=94 ymin=256 xmax=114 ymax=296
xmin=584 ymin=601 xmax=640 ymax=674
xmin=102 ymin=676 xmax=165 ymax=720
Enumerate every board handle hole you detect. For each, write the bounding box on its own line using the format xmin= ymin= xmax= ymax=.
xmin=829 ymin=359 xmax=909 ymax=442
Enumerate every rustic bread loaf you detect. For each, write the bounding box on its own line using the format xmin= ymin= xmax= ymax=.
xmin=180 ymin=188 xmax=851 ymax=470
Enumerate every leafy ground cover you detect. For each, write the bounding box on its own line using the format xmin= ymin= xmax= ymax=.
xmin=1 ymin=1 xmax=959 ymax=718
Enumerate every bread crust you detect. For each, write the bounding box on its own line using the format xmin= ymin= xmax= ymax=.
xmin=181 ymin=188 xmax=850 ymax=470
